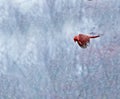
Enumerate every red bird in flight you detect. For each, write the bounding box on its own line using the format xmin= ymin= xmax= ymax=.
xmin=74 ymin=33 xmax=100 ymax=48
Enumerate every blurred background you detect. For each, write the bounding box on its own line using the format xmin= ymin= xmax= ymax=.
xmin=0 ymin=0 xmax=120 ymax=99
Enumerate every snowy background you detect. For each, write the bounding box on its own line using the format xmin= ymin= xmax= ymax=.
xmin=0 ymin=0 xmax=120 ymax=99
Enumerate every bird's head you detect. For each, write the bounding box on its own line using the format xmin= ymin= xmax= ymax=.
xmin=74 ymin=36 xmax=78 ymax=42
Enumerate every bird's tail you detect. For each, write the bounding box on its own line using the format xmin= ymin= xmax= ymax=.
xmin=89 ymin=35 xmax=100 ymax=38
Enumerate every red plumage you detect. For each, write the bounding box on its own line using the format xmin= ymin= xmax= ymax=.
xmin=74 ymin=34 xmax=100 ymax=48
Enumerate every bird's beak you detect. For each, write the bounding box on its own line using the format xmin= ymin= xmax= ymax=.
xmin=73 ymin=38 xmax=76 ymax=42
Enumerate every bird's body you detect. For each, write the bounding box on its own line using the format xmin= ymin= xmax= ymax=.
xmin=74 ymin=34 xmax=100 ymax=48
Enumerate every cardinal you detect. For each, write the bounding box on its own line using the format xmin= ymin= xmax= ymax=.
xmin=74 ymin=33 xmax=100 ymax=48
